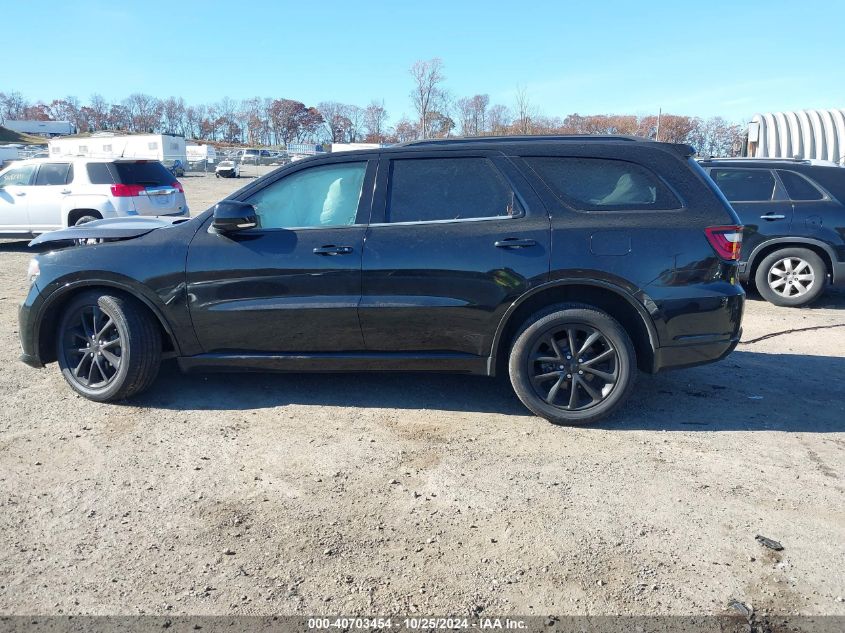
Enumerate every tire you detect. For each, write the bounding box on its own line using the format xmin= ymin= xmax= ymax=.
xmin=509 ymin=304 xmax=636 ymax=425
xmin=755 ymin=247 xmax=826 ymax=307
xmin=74 ymin=214 xmax=100 ymax=226
xmin=56 ymin=291 xmax=162 ymax=402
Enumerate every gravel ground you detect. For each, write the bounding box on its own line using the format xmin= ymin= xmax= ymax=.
xmin=0 ymin=170 xmax=843 ymax=618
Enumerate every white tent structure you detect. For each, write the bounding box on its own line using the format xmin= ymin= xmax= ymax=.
xmin=747 ymin=109 xmax=845 ymax=165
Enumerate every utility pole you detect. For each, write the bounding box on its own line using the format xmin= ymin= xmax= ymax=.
xmin=656 ymin=107 xmax=662 ymax=142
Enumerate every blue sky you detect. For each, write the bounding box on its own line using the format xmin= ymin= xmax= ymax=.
xmin=4 ymin=0 xmax=843 ymax=124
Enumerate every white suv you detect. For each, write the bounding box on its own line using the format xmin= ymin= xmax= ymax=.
xmin=0 ymin=157 xmax=189 ymax=238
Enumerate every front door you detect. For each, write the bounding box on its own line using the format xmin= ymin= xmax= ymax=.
xmin=708 ymin=167 xmax=793 ymax=259
xmin=359 ymin=152 xmax=550 ymax=358
xmin=0 ymin=163 xmax=37 ymax=235
xmin=186 ymin=158 xmax=375 ymax=353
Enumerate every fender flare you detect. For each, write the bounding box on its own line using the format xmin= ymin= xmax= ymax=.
xmin=745 ymin=237 xmax=839 ymax=281
xmin=33 ymin=277 xmax=182 ymax=360
xmin=488 ymin=278 xmax=660 ymax=372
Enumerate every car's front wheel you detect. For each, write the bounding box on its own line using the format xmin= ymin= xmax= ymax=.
xmin=509 ymin=305 xmax=636 ymax=425
xmin=56 ymin=291 xmax=161 ymax=402
xmin=755 ymin=247 xmax=826 ymax=307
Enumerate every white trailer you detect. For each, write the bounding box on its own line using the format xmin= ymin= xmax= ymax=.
xmin=186 ymin=143 xmax=217 ymax=170
xmin=746 ymin=109 xmax=845 ymax=166
xmin=48 ymin=133 xmax=188 ymax=167
xmin=3 ymin=120 xmax=75 ymax=136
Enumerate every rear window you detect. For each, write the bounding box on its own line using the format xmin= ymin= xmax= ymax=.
xmin=34 ymin=163 xmax=72 ymax=186
xmin=710 ymin=168 xmax=776 ymax=202
xmin=777 ymin=170 xmax=825 ymax=201
xmin=110 ymin=161 xmax=174 ymax=186
xmin=526 ymin=157 xmax=680 ymax=211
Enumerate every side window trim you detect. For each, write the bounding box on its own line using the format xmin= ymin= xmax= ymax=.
xmin=375 ymin=155 xmax=524 ymax=226
xmin=236 ymin=158 xmax=376 ymax=232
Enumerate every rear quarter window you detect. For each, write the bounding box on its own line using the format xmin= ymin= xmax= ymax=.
xmin=86 ymin=163 xmax=115 ymax=184
xmin=525 ymin=157 xmax=681 ymax=211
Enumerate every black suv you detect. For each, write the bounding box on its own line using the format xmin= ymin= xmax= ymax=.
xmin=19 ymin=136 xmax=744 ymax=425
xmin=699 ymin=158 xmax=845 ymax=306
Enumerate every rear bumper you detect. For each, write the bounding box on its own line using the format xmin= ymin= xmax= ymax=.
xmin=653 ymin=331 xmax=741 ymax=372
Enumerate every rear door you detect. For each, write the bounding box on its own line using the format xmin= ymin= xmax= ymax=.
xmin=776 ymin=169 xmax=839 ymax=236
xmin=359 ymin=151 xmax=550 ymax=357
xmin=0 ymin=163 xmax=36 ymax=234
xmin=708 ymin=167 xmax=793 ymax=260
xmin=26 ymin=162 xmax=73 ymax=232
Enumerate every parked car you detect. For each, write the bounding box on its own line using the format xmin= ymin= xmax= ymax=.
xmin=699 ymin=158 xmax=845 ymax=306
xmin=19 ymin=136 xmax=744 ymax=425
xmin=0 ymin=158 xmax=188 ymax=238
xmin=215 ymin=160 xmax=240 ymax=178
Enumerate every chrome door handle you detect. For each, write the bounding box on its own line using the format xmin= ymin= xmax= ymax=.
xmin=60 ymin=189 xmax=72 ymax=194
xmin=760 ymin=214 xmax=786 ymax=220
xmin=494 ymin=238 xmax=537 ymax=248
xmin=15 ymin=192 xmax=26 ymax=197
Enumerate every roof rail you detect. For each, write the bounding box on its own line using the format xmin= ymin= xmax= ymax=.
xmin=396 ymin=134 xmax=649 ymax=147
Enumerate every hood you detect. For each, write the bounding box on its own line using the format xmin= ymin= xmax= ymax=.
xmin=29 ymin=216 xmax=191 ymax=247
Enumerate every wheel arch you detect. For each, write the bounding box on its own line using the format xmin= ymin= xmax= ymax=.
xmin=746 ymin=237 xmax=836 ymax=285
xmin=66 ymin=208 xmax=103 ymax=227
xmin=489 ymin=280 xmax=659 ymax=376
xmin=34 ymin=279 xmax=179 ymax=364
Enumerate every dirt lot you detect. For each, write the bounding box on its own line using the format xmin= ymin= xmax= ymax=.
xmin=0 ymin=171 xmax=843 ymax=618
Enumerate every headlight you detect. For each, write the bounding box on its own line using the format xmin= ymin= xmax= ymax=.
xmin=27 ymin=258 xmax=40 ymax=286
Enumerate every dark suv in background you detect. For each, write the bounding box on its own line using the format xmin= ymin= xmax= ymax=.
xmin=700 ymin=158 xmax=845 ymax=306
xmin=19 ymin=136 xmax=744 ymax=425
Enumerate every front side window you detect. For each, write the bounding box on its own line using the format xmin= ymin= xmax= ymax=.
xmin=34 ymin=163 xmax=72 ymax=186
xmin=388 ymin=157 xmax=518 ymax=223
xmin=0 ymin=164 xmax=36 ymax=187
xmin=777 ymin=170 xmax=825 ymax=201
xmin=710 ymin=168 xmax=776 ymax=202
xmin=246 ymin=161 xmax=367 ymax=229
xmin=526 ymin=157 xmax=679 ymax=211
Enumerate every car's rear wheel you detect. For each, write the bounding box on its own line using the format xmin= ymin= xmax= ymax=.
xmin=56 ymin=291 xmax=161 ymax=402
xmin=74 ymin=214 xmax=99 ymax=226
xmin=509 ymin=305 xmax=636 ymax=425
xmin=755 ymin=247 xmax=826 ymax=307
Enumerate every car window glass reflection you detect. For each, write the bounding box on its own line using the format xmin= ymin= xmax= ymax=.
xmin=247 ymin=162 xmax=366 ymax=229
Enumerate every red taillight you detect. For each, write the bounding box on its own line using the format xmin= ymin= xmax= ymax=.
xmin=172 ymin=181 xmax=184 ymax=193
xmin=110 ymin=183 xmax=146 ymax=197
xmin=705 ymin=225 xmax=743 ymax=260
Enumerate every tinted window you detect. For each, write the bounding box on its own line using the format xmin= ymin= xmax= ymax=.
xmin=388 ymin=158 xmax=518 ymax=223
xmin=777 ymin=170 xmax=824 ymax=201
xmin=111 ymin=161 xmax=174 ymax=186
xmin=34 ymin=163 xmax=71 ymax=186
xmin=710 ymin=169 xmax=776 ymax=202
xmin=0 ymin=164 xmax=36 ymax=187
xmin=87 ymin=163 xmax=114 ymax=184
xmin=246 ymin=162 xmax=367 ymax=229
xmin=526 ymin=157 xmax=679 ymax=211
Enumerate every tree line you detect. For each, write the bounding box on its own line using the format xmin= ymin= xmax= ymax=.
xmin=0 ymin=57 xmax=744 ymax=156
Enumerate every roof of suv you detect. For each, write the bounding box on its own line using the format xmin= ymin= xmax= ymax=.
xmin=698 ymin=157 xmax=844 ymax=168
xmin=5 ymin=157 xmax=154 ymax=167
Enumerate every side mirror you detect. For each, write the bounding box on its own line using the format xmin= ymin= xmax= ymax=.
xmin=212 ymin=200 xmax=258 ymax=233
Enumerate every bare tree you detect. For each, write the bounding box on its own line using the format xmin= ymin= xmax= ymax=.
xmin=513 ymin=86 xmax=534 ymax=135
xmin=364 ymin=100 xmax=388 ymax=143
xmin=456 ymin=93 xmax=489 ymax=136
xmin=409 ymin=58 xmax=445 ymax=139
xmin=487 ymin=104 xmax=512 ymax=136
